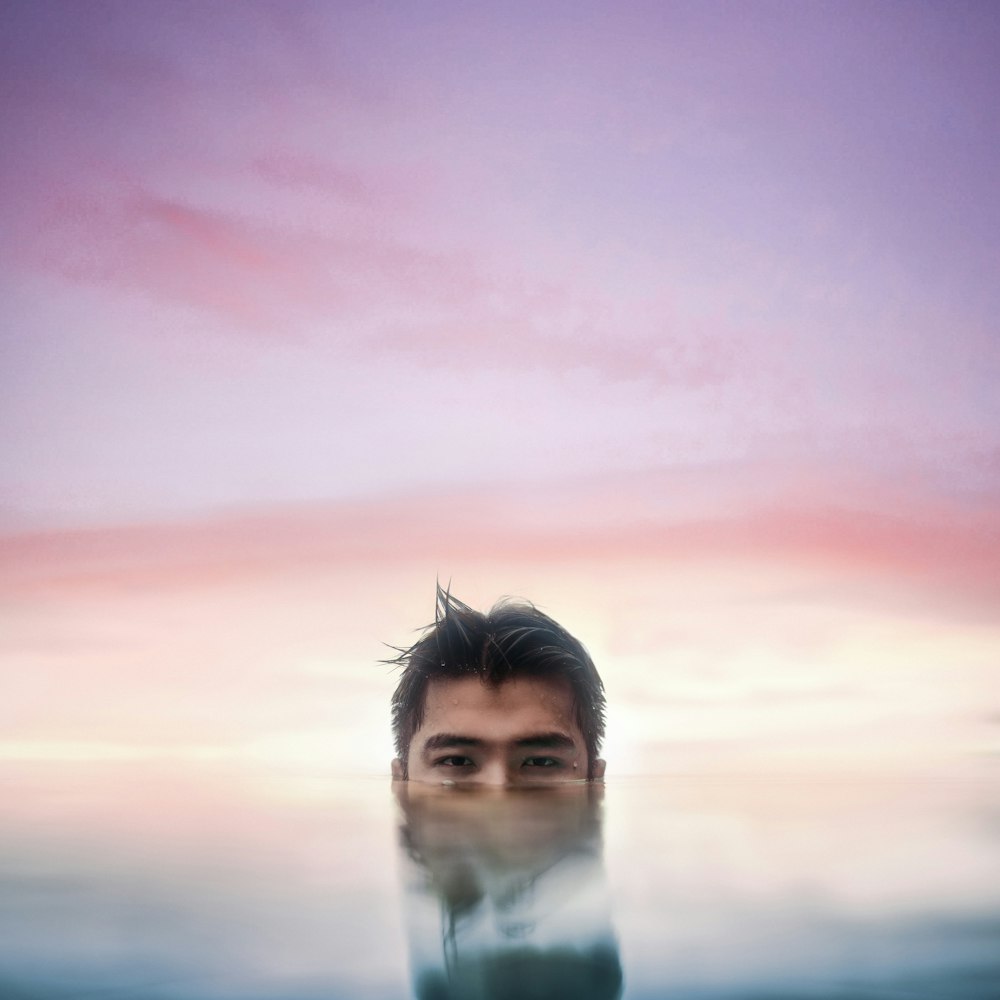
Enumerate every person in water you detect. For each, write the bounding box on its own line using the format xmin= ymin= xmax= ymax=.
xmin=389 ymin=585 xmax=607 ymax=784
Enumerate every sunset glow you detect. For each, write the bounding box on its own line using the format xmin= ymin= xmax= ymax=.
xmin=2 ymin=2 xmax=998 ymax=778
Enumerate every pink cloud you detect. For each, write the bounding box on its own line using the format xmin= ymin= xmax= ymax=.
xmin=251 ymin=155 xmax=379 ymax=206
xmin=18 ymin=185 xmax=486 ymax=335
xmin=369 ymin=310 xmax=743 ymax=388
xmin=3 ymin=473 xmax=997 ymax=623
xmin=14 ymin=177 xmax=750 ymax=389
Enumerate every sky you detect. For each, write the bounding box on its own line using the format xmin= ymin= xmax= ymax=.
xmin=2 ymin=0 xmax=999 ymax=776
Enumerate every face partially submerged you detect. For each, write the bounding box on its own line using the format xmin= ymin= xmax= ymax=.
xmin=393 ymin=675 xmax=606 ymax=785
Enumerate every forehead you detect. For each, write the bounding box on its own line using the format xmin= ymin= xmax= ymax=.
xmin=415 ymin=675 xmax=581 ymax=743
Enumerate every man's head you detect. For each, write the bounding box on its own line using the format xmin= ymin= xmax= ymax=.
xmin=389 ymin=587 xmax=607 ymax=784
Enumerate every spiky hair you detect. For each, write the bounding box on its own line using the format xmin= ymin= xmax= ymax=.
xmin=388 ymin=585 xmax=606 ymax=777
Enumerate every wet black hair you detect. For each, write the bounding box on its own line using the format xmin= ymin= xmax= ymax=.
xmin=388 ymin=585 xmax=607 ymax=778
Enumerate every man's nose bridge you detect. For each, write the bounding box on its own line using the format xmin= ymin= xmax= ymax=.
xmin=478 ymin=756 xmax=511 ymax=786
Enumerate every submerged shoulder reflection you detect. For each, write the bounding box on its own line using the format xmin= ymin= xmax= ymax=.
xmin=394 ymin=782 xmax=623 ymax=1000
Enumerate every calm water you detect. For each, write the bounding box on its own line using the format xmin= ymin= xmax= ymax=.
xmin=1 ymin=761 xmax=998 ymax=999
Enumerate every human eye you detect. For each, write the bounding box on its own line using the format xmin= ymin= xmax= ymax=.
xmin=433 ymin=755 xmax=475 ymax=768
xmin=522 ymin=756 xmax=564 ymax=769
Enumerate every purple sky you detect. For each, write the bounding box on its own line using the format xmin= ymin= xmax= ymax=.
xmin=2 ymin=2 xmax=998 ymax=772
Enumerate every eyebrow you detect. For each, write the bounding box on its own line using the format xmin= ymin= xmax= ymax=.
xmin=421 ymin=732 xmax=577 ymax=753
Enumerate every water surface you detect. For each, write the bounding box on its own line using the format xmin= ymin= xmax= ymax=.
xmin=1 ymin=761 xmax=997 ymax=999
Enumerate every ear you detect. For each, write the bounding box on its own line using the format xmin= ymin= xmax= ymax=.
xmin=591 ymin=758 xmax=606 ymax=782
xmin=391 ymin=758 xmax=405 ymax=781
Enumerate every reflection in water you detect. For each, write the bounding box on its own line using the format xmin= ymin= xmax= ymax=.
xmin=394 ymin=782 xmax=622 ymax=1000
xmin=1 ymin=764 xmax=998 ymax=999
